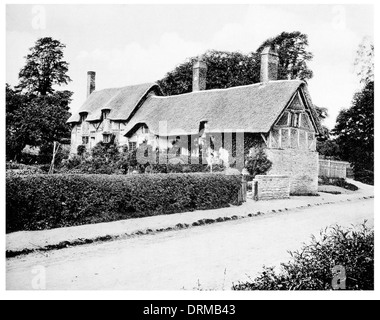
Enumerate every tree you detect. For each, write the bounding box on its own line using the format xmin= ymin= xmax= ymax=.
xmin=256 ymin=31 xmax=314 ymax=81
xmin=158 ymin=50 xmax=259 ymax=96
xmin=6 ymin=84 xmax=30 ymax=160
xmin=6 ymin=85 xmax=73 ymax=162
xmin=333 ymin=81 xmax=374 ymax=184
xmin=354 ymin=37 xmax=374 ymax=85
xmin=158 ymin=31 xmax=314 ymax=95
xmin=17 ymin=37 xmax=71 ymax=95
xmin=6 ymin=37 xmax=73 ymax=163
xmin=316 ymin=139 xmax=341 ymax=160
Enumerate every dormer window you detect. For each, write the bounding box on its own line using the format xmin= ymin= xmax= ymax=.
xmin=141 ymin=125 xmax=149 ymax=134
xmin=80 ymin=113 xmax=88 ymax=122
xmin=102 ymin=110 xmax=110 ymax=120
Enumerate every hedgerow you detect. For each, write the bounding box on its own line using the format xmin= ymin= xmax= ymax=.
xmin=6 ymin=173 xmax=242 ymax=233
xmin=232 ymin=223 xmax=374 ymax=290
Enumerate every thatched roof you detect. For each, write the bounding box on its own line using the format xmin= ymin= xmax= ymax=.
xmin=124 ymin=80 xmax=321 ymax=136
xmin=67 ymin=83 xmax=161 ymax=123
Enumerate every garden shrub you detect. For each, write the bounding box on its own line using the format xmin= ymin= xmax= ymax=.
xmin=6 ymin=173 xmax=242 ymax=233
xmin=77 ymin=145 xmax=86 ymax=157
xmin=6 ymin=162 xmax=45 ymax=175
xmin=232 ymin=223 xmax=374 ymax=290
xmin=319 ymin=177 xmax=358 ymax=191
xmin=245 ymin=147 xmax=272 ymax=177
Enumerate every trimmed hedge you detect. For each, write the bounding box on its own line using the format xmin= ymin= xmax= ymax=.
xmin=6 ymin=173 xmax=242 ymax=233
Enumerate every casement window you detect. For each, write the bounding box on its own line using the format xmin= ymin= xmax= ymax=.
xmin=291 ymin=113 xmax=301 ymax=128
xmin=300 ymin=113 xmax=312 ymax=130
xmin=129 ymin=142 xmax=137 ymax=151
xmin=103 ymin=134 xmax=112 ymax=143
xmin=82 ymin=136 xmax=89 ymax=145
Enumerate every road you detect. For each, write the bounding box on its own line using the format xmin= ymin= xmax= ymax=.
xmin=7 ymin=198 xmax=373 ymax=290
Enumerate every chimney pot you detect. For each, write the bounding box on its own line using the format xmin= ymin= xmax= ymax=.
xmin=193 ymin=59 xmax=207 ymax=91
xmin=260 ymin=46 xmax=279 ymax=83
xmin=87 ymin=71 xmax=96 ymax=97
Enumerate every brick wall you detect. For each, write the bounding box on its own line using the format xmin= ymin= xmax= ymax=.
xmin=253 ymin=175 xmax=290 ymax=200
xmin=265 ymin=148 xmax=319 ymax=195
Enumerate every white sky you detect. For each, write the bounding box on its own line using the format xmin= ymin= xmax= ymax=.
xmin=6 ymin=4 xmax=373 ymax=129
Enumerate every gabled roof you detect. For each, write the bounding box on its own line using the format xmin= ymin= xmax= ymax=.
xmin=124 ymin=80 xmax=321 ymax=136
xmin=67 ymin=83 xmax=160 ymax=123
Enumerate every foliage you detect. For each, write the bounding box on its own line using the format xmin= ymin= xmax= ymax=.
xmin=7 ymin=37 xmax=72 ymax=163
xmin=6 ymin=162 xmax=45 ymax=176
xmin=333 ymin=81 xmax=374 ymax=185
xmin=318 ymin=177 xmax=358 ymax=191
xmin=354 ymin=37 xmax=374 ymax=85
xmin=317 ymin=139 xmax=341 ymax=160
xmin=158 ymin=32 xmax=314 ymax=95
xmin=6 ymin=173 xmax=242 ymax=233
xmin=245 ymin=148 xmax=272 ymax=177
xmin=255 ymin=31 xmax=313 ymax=81
xmin=6 ymin=86 xmax=72 ymax=162
xmin=62 ymin=140 xmax=227 ymax=174
xmin=77 ymin=145 xmax=86 ymax=157
xmin=158 ymin=50 xmax=259 ymax=95
xmin=233 ymin=223 xmax=374 ymax=290
xmin=17 ymin=37 xmax=72 ymax=96
xmin=6 ymin=84 xmax=30 ymax=160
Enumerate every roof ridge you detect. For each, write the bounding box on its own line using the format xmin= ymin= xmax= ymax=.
xmin=152 ymin=80 xmax=303 ymax=99
xmin=89 ymin=82 xmax=157 ymax=95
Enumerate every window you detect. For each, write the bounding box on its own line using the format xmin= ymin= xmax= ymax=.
xmin=300 ymin=113 xmax=312 ymax=130
xmin=292 ymin=113 xmax=301 ymax=128
xmin=129 ymin=142 xmax=137 ymax=151
xmin=141 ymin=125 xmax=149 ymax=134
xmin=102 ymin=110 xmax=110 ymax=120
xmin=82 ymin=136 xmax=89 ymax=145
xmin=103 ymin=134 xmax=112 ymax=143
xmin=80 ymin=113 xmax=87 ymax=122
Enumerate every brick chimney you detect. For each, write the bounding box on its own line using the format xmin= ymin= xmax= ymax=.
xmin=260 ymin=46 xmax=279 ymax=83
xmin=192 ymin=59 xmax=207 ymax=91
xmin=87 ymin=71 xmax=96 ymax=97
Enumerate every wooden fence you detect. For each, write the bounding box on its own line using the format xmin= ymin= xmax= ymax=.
xmin=319 ymin=159 xmax=351 ymax=179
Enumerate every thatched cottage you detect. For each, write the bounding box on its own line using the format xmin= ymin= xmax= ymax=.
xmin=67 ymin=46 xmax=321 ymax=194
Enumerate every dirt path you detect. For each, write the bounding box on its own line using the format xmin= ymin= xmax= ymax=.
xmin=7 ymin=198 xmax=373 ymax=290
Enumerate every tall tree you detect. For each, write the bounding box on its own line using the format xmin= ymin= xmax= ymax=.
xmin=333 ymin=81 xmax=374 ymax=184
xmin=6 ymin=84 xmax=29 ymax=160
xmin=331 ymin=39 xmax=374 ymax=184
xmin=158 ymin=50 xmax=259 ymax=96
xmin=354 ymin=37 xmax=374 ymax=85
xmin=158 ymin=31 xmax=314 ymax=96
xmin=17 ymin=37 xmax=72 ymax=95
xmin=6 ymin=84 xmax=72 ymax=161
xmin=256 ymin=31 xmax=314 ymax=81
xmin=7 ymin=37 xmax=73 ymax=162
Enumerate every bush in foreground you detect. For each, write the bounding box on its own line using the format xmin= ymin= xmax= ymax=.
xmin=233 ymin=223 xmax=374 ymax=290
xmin=6 ymin=173 xmax=242 ymax=233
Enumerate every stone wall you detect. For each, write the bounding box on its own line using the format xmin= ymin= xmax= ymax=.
xmin=252 ymin=175 xmax=290 ymax=200
xmin=265 ymin=148 xmax=319 ymax=195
